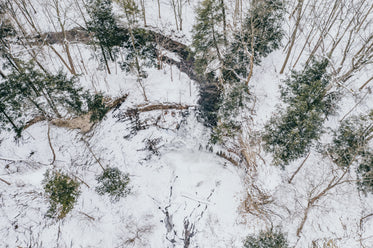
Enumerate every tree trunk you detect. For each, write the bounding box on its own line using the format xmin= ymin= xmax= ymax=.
xmin=0 ymin=69 xmax=6 ymax=79
xmin=177 ymin=0 xmax=183 ymax=31
xmin=55 ymin=0 xmax=77 ymax=75
xmin=245 ymin=9 xmax=255 ymax=86
xmin=100 ymin=44 xmax=111 ymax=74
xmin=233 ymin=0 xmax=240 ymax=28
xmin=140 ymin=0 xmax=147 ymax=27
xmin=359 ymin=75 xmax=373 ymax=90
xmin=0 ymin=109 xmax=20 ymax=133
xmin=125 ymin=11 xmax=148 ymax=101
xmin=171 ymin=0 xmax=179 ymax=31
xmin=157 ymin=0 xmax=161 ymax=19
xmin=280 ymin=0 xmax=303 ymax=74
xmin=220 ymin=0 xmax=227 ymax=46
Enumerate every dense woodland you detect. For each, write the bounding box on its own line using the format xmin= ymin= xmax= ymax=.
xmin=0 ymin=0 xmax=372 ymax=247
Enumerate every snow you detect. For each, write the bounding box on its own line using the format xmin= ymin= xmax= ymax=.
xmin=1 ymin=0 xmax=373 ymax=247
xmin=0 ymin=108 xmax=248 ymax=247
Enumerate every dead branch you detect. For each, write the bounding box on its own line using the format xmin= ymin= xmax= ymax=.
xmin=359 ymin=76 xmax=373 ymax=91
xmin=50 ymin=113 xmax=94 ymax=133
xmin=183 ymin=218 xmax=195 ymax=248
xmin=47 ymin=122 xmax=56 ymax=165
xmin=360 ymin=213 xmax=373 ymax=231
xmin=181 ymin=194 xmax=212 ymax=205
xmin=216 ymin=151 xmax=240 ymax=167
xmin=136 ymin=103 xmax=193 ymax=112
xmin=80 ymin=136 xmax=105 ymax=171
xmin=0 ymin=177 xmax=11 ymax=185
xmin=288 ymin=152 xmax=311 ymax=184
xmin=0 ymin=157 xmax=48 ymax=166
xmin=73 ymin=175 xmax=90 ymax=188
xmin=242 ymin=182 xmax=274 ymax=227
xmin=239 ymin=135 xmax=258 ymax=172
xmin=296 ymin=169 xmax=348 ymax=237
xmin=340 ymin=90 xmax=369 ymax=122
xmin=78 ymin=211 xmax=95 ymax=221
xmin=22 ymin=94 xmax=129 ymax=132
xmin=106 ymin=94 xmax=129 ymax=110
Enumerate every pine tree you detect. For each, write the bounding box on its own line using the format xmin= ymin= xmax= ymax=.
xmin=192 ymin=0 xmax=226 ymax=128
xmin=225 ymin=0 xmax=284 ymax=85
xmin=84 ymin=92 xmax=109 ymax=122
xmin=86 ymin=0 xmax=122 ymax=73
xmin=358 ymin=154 xmax=373 ymax=194
xmin=0 ymin=61 xmax=106 ymax=135
xmin=192 ymin=0 xmax=225 ymax=77
xmin=263 ymin=59 xmax=339 ymax=166
xmin=0 ymin=1 xmax=19 ymax=74
xmin=43 ymin=170 xmax=81 ymax=219
xmin=1 ymin=61 xmax=84 ymax=118
xmin=119 ymin=28 xmax=157 ymax=78
xmin=327 ymin=111 xmax=373 ymax=194
xmin=328 ymin=113 xmax=373 ymax=168
xmin=115 ymin=0 xmax=157 ymax=101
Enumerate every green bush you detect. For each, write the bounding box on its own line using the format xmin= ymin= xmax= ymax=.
xmin=43 ymin=170 xmax=80 ymax=219
xmin=96 ymin=167 xmax=130 ymax=202
xmin=243 ymin=230 xmax=289 ymax=248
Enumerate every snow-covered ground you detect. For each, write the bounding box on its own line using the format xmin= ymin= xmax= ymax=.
xmin=0 ymin=110 xmax=248 ymax=247
xmin=1 ymin=0 xmax=373 ymax=247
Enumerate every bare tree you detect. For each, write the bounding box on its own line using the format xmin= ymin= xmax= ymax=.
xmin=170 ymin=0 xmax=183 ymax=31
xmin=117 ymin=0 xmax=148 ymax=101
xmin=280 ymin=0 xmax=304 ymax=74
xmin=6 ymin=0 xmax=78 ymax=75
xmin=44 ymin=0 xmax=77 ymax=74
xmin=296 ymin=168 xmax=348 ymax=237
xmin=281 ymin=0 xmax=373 ymax=91
xmin=138 ymin=0 xmax=147 ymax=26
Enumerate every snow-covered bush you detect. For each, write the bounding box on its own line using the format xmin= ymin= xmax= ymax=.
xmin=43 ymin=170 xmax=81 ymax=219
xmin=358 ymin=154 xmax=373 ymax=194
xmin=327 ymin=111 xmax=373 ymax=193
xmin=118 ymin=28 xmax=157 ymax=77
xmin=84 ymin=93 xmax=108 ymax=122
xmin=96 ymin=167 xmax=130 ymax=202
xmin=243 ymin=229 xmax=289 ymax=248
xmin=328 ymin=112 xmax=372 ymax=167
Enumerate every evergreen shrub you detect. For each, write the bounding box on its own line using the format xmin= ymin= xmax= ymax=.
xmin=43 ymin=170 xmax=80 ymax=219
xmin=96 ymin=167 xmax=130 ymax=202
